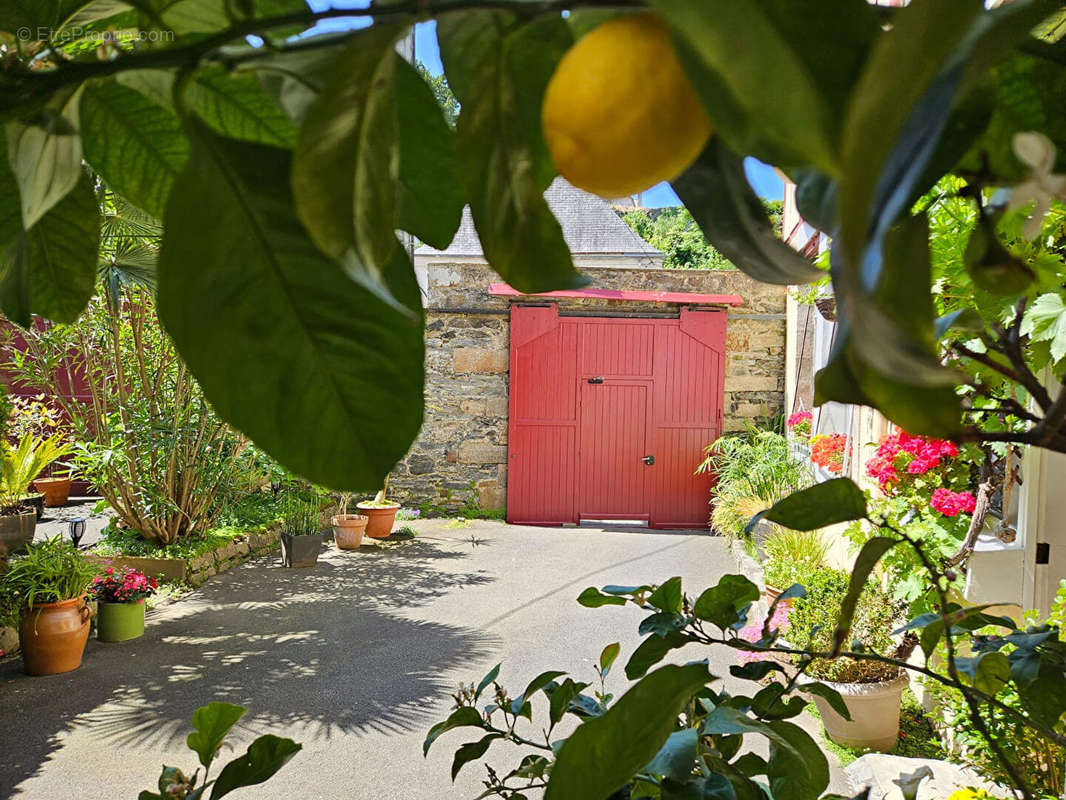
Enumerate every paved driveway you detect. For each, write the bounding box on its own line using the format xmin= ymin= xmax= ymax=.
xmin=0 ymin=520 xmax=834 ymax=799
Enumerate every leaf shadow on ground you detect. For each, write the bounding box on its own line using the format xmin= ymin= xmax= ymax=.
xmin=0 ymin=537 xmax=497 ymax=790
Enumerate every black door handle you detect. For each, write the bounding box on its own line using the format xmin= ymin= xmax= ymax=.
xmin=587 ymin=377 xmax=604 ymax=384
xmin=642 ymin=455 xmax=655 ymax=465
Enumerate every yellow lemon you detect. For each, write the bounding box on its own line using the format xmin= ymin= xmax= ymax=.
xmin=542 ymin=13 xmax=712 ymax=199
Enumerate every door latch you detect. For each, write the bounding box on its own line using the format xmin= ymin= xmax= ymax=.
xmin=587 ymin=377 xmax=604 ymax=384
xmin=642 ymin=455 xmax=655 ymax=465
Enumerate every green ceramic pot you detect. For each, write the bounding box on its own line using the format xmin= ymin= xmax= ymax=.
xmin=97 ymin=600 xmax=146 ymax=643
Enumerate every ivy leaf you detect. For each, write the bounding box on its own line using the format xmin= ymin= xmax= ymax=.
xmin=80 ymin=81 xmax=189 ymax=219
xmin=5 ymin=86 xmax=84 ymax=228
xmin=157 ymin=120 xmax=424 ymax=491
xmin=0 ymin=171 xmax=99 ymax=326
xmin=672 ymin=140 xmax=822 ymax=286
xmin=1022 ymin=293 xmax=1066 ymax=364
xmin=209 ymin=734 xmax=301 ymax=799
xmin=747 ymin=478 xmax=866 ymax=535
xmin=546 ymin=663 xmax=712 ymax=800
xmin=444 ymin=14 xmax=584 ymax=293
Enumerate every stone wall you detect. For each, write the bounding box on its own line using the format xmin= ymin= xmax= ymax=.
xmin=390 ymin=262 xmax=788 ymax=513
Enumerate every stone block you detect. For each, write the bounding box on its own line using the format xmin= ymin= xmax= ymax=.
xmin=408 ymin=454 xmax=436 ymax=474
xmin=458 ymin=440 xmax=507 ymax=464
xmin=478 ymin=486 xmax=506 ymax=510
xmin=725 ymin=375 xmax=780 ymax=392
xmin=453 ymin=348 xmax=508 ymax=374
xmin=445 ymin=448 xmax=459 ymax=464
xmin=845 ymin=754 xmax=1001 ymax=800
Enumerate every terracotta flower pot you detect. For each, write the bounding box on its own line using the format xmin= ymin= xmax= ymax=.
xmin=33 ymin=477 xmax=72 ymax=508
xmin=19 ymin=595 xmax=91 ymax=676
xmin=802 ymin=672 xmax=909 ymax=751
xmin=0 ymin=509 xmax=37 ymax=555
xmin=357 ymin=502 xmax=400 ymax=539
xmin=331 ymin=514 xmax=368 ymax=550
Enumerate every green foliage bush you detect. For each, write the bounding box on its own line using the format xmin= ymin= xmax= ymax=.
xmin=0 ymin=536 xmax=97 ymax=609
xmin=786 ymin=568 xmax=901 ymax=684
xmin=700 ymin=429 xmax=811 ymax=538
xmin=762 ymin=529 xmax=828 ymax=589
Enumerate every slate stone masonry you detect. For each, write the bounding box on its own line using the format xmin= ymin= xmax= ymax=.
xmin=391 ymin=262 xmax=788 ymax=513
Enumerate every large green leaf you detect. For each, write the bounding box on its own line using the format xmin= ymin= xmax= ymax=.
xmin=80 ymin=81 xmax=189 ymax=219
xmin=445 ymin=14 xmax=583 ymax=293
xmin=436 ymin=9 xmax=517 ymax=102
xmin=673 ymin=140 xmax=822 ymax=285
xmin=119 ymin=68 xmax=296 ymax=147
xmin=292 ymin=24 xmax=402 ymax=268
xmin=692 ymin=575 xmax=760 ymax=630
xmin=209 ymin=734 xmax=301 ymax=799
xmin=625 ymin=631 xmax=688 ymax=680
xmin=651 ymin=0 xmax=838 ymax=172
xmin=546 ymin=663 xmax=712 ymax=800
xmin=0 ymin=0 xmax=120 ymax=32
xmin=5 ymin=86 xmax=84 ymax=228
xmin=186 ymin=702 xmax=246 ymax=768
xmin=0 ymin=171 xmax=99 ymax=326
xmin=747 ymin=478 xmax=867 ymax=534
xmin=157 ymin=121 xmax=424 ymax=491
xmin=645 ymin=728 xmax=698 ymax=782
xmin=450 ymin=733 xmax=503 ymax=781
xmin=0 ymin=129 xmax=19 ymax=249
xmin=764 ymin=719 xmax=830 ymax=800
xmin=394 ymin=57 xmax=464 ymax=250
xmin=424 ymin=706 xmax=484 ymax=756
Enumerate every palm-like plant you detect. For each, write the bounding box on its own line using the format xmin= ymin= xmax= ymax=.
xmin=0 ymin=433 xmax=73 ymax=512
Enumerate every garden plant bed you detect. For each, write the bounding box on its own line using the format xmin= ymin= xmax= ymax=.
xmin=89 ymin=524 xmax=284 ymax=586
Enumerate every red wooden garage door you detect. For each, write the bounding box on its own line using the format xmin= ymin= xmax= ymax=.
xmin=507 ymin=304 xmax=726 ymax=528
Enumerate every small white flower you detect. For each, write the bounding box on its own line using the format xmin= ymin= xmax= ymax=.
xmin=1008 ymin=131 xmax=1066 ymax=238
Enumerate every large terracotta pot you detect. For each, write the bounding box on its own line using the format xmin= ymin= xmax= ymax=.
xmin=357 ymin=502 xmax=400 ymax=539
xmin=331 ymin=514 xmax=368 ymax=550
xmin=803 ymin=673 xmax=909 ymax=751
xmin=19 ymin=596 xmax=92 ymax=676
xmin=33 ymin=477 xmax=72 ymax=508
xmin=0 ymin=509 xmax=36 ymax=555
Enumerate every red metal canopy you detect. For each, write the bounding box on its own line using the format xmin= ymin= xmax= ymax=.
xmin=488 ymin=283 xmax=744 ymax=306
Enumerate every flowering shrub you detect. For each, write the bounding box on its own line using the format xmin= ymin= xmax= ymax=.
xmin=90 ymin=566 xmax=158 ymax=604
xmin=809 ymin=433 xmax=847 ymax=473
xmin=929 ymin=488 xmax=978 ymax=517
xmin=786 ymin=411 xmax=812 ymax=439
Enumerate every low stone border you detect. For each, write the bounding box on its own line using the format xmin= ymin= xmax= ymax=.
xmin=88 ymin=524 xmax=283 ymax=587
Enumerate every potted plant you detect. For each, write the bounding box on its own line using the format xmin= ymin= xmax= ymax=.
xmin=3 ymin=432 xmax=73 ymax=510
xmin=788 ymin=569 xmax=908 ymax=751
xmin=0 ymin=434 xmax=58 ymax=554
xmin=89 ymin=565 xmax=157 ymax=643
xmin=279 ymin=495 xmax=322 ymax=568
xmin=0 ymin=535 xmax=97 ymax=675
xmin=331 ymin=493 xmax=368 ymax=550
xmin=357 ymin=475 xmax=401 ymax=539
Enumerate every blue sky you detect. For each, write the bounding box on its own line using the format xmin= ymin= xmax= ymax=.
xmin=307 ymin=8 xmax=785 ymax=207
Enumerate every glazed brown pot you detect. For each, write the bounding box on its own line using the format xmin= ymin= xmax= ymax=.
xmin=357 ymin=502 xmax=400 ymax=539
xmin=33 ymin=477 xmax=73 ymax=508
xmin=331 ymin=514 xmax=368 ymax=550
xmin=19 ymin=595 xmax=91 ymax=676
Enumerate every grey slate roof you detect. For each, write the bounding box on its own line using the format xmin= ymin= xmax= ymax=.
xmin=415 ymin=177 xmax=662 ymax=257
